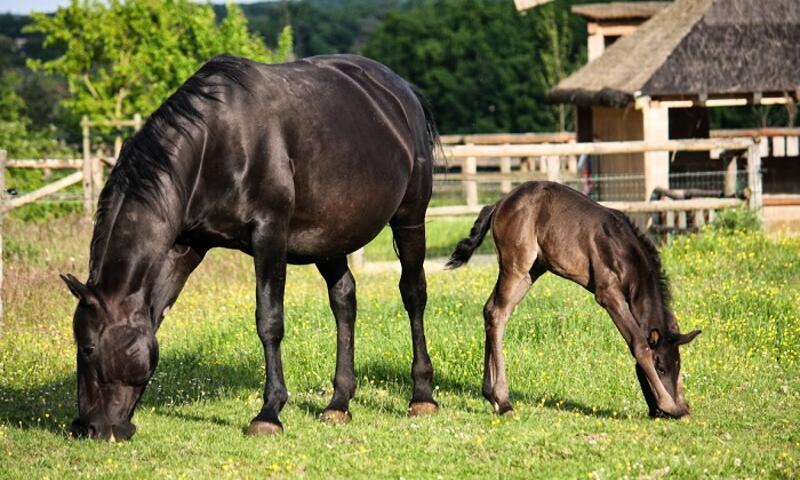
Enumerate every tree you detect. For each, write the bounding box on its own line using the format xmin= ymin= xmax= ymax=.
xmin=25 ymin=0 xmax=292 ymax=123
xmin=0 ymin=71 xmax=73 ymax=157
xmin=364 ymin=0 xmax=584 ymax=134
xmin=534 ymin=2 xmax=578 ymax=132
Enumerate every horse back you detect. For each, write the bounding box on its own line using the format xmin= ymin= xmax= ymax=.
xmin=492 ymin=182 xmax=645 ymax=292
xmin=181 ymin=55 xmax=432 ymax=260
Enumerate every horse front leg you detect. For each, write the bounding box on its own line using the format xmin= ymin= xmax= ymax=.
xmin=595 ymin=287 xmax=687 ymax=418
xmin=316 ymin=257 xmax=357 ymax=423
xmin=247 ymin=220 xmax=290 ymax=435
xmin=391 ymin=222 xmax=438 ymax=416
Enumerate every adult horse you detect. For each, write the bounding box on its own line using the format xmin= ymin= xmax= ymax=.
xmin=447 ymin=182 xmax=700 ymax=419
xmin=60 ymin=54 xmax=439 ymax=441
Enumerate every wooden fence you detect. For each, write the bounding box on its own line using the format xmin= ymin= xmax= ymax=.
xmin=428 ymin=137 xmax=761 ymax=217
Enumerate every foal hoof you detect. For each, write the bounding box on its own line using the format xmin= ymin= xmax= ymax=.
xmin=408 ymin=401 xmax=439 ymax=416
xmin=246 ymin=420 xmax=283 ymax=436
xmin=498 ymin=406 xmax=515 ymax=417
xmin=320 ymin=409 xmax=352 ymax=424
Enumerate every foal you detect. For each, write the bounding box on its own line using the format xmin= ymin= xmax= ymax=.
xmin=447 ymin=182 xmax=700 ymax=418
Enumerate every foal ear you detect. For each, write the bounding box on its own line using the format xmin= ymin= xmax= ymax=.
xmin=674 ymin=329 xmax=701 ymax=347
xmin=60 ymin=273 xmax=97 ymax=306
xmin=648 ymin=328 xmax=661 ymax=348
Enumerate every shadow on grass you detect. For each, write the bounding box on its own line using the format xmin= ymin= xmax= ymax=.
xmin=357 ymin=358 xmax=625 ymax=419
xmin=1 ymin=348 xmax=629 ymax=438
xmin=0 ymin=348 xmax=263 ymax=436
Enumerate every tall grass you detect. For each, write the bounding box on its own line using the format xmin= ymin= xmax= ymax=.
xmin=1 ymin=216 xmax=798 ymax=478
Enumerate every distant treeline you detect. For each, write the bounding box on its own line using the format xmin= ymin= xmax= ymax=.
xmin=0 ymin=0 xmax=793 ymax=143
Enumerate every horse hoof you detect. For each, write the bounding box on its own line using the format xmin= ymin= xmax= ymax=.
xmin=320 ymin=409 xmax=352 ymax=424
xmin=498 ymin=406 xmax=515 ymax=417
xmin=408 ymin=402 xmax=439 ymax=416
xmin=246 ymin=420 xmax=283 ymax=436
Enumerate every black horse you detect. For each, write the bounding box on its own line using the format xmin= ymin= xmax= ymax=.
xmin=60 ymin=54 xmax=439 ymax=441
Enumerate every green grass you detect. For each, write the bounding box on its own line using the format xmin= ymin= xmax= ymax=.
xmin=364 ymin=217 xmax=495 ymax=262
xmin=1 ymin=217 xmax=799 ymax=478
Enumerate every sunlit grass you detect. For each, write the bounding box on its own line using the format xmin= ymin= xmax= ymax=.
xmin=1 ymin=217 xmax=798 ymax=478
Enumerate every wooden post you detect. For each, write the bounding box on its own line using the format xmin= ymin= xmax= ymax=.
xmin=463 ymin=146 xmax=478 ymax=207
xmin=134 ymin=113 xmax=143 ymax=131
xmin=82 ymin=116 xmax=93 ymax=218
xmin=724 ymin=154 xmax=738 ymax=197
xmin=500 ymin=152 xmax=512 ymax=193
xmin=94 ymin=148 xmax=105 ymax=203
xmin=348 ymin=247 xmax=365 ymax=270
xmin=747 ymin=141 xmax=763 ymax=213
xmin=0 ymin=149 xmax=5 ymax=334
xmin=114 ymin=135 xmax=123 ymax=160
xmin=546 ymin=155 xmax=560 ymax=182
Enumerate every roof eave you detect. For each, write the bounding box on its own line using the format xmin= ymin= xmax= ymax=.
xmin=547 ymin=87 xmax=635 ymax=108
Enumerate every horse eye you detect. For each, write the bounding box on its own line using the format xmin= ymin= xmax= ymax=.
xmin=81 ymin=345 xmax=96 ymax=357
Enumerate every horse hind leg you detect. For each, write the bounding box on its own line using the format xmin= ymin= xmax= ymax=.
xmin=483 ymin=250 xmax=540 ymax=415
xmin=390 ymin=217 xmax=438 ymax=416
xmin=316 ymin=257 xmax=357 ymax=424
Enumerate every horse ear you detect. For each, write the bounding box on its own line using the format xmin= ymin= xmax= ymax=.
xmin=675 ymin=329 xmax=701 ymax=347
xmin=648 ymin=328 xmax=661 ymax=348
xmin=60 ymin=274 xmax=97 ymax=306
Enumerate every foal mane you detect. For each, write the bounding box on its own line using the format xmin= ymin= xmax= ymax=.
xmin=89 ymin=55 xmax=251 ymax=283
xmin=614 ymin=213 xmax=673 ymax=321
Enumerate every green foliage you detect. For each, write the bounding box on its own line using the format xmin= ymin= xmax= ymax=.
xmin=0 ymin=70 xmax=74 ymax=158
xmin=364 ymin=0 xmax=585 ymax=133
xmin=231 ymin=0 xmax=404 ymax=57
xmin=25 ymin=0 xmax=292 ymax=122
xmin=711 ymin=206 xmax=762 ymax=232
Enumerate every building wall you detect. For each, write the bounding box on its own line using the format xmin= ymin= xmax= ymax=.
xmin=583 ymin=105 xmax=669 ymax=200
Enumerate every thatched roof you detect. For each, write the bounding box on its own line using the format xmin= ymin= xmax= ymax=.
xmin=571 ymin=2 xmax=670 ymax=21
xmin=549 ymin=0 xmax=800 ymax=107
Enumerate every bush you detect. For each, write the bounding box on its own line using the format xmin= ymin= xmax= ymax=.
xmin=711 ymin=206 xmax=761 ymax=232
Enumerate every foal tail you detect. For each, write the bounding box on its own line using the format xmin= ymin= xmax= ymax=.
xmin=446 ymin=203 xmax=497 ymax=269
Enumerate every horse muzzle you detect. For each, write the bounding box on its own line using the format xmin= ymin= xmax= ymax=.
xmin=69 ymin=418 xmax=137 ymax=441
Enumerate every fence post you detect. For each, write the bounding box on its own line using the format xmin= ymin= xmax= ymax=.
xmin=747 ymin=140 xmax=763 ymax=213
xmin=82 ymin=116 xmax=94 ymax=218
xmin=500 ymin=151 xmax=512 ymax=193
xmin=463 ymin=146 xmax=478 ymax=207
xmin=546 ymin=155 xmax=560 ymax=182
xmin=723 ymin=153 xmax=738 ymax=197
xmin=134 ymin=113 xmax=143 ymax=131
xmin=94 ymin=148 xmax=105 ymax=203
xmin=0 ymin=149 xmax=5 ymax=334
xmin=348 ymin=248 xmax=365 ymax=271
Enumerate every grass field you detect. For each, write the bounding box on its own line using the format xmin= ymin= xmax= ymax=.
xmin=1 ymin=216 xmax=798 ymax=478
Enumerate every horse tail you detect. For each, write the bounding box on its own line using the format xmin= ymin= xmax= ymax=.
xmin=446 ymin=203 xmax=497 ymax=269
xmin=410 ymin=85 xmax=441 ymax=160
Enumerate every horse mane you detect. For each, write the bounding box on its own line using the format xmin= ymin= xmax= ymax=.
xmin=614 ymin=212 xmax=673 ymax=317
xmin=88 ymin=55 xmax=252 ymax=283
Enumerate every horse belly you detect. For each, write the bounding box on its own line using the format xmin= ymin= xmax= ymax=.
xmin=286 ymin=165 xmax=410 ymax=262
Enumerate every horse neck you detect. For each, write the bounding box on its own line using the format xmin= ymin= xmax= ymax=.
xmin=628 ymin=265 xmax=672 ymax=335
xmin=89 ymin=183 xmax=184 ymax=306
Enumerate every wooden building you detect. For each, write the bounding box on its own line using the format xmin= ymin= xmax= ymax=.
xmin=571 ymin=2 xmax=669 ymax=61
xmin=548 ymin=0 xmax=800 ymax=200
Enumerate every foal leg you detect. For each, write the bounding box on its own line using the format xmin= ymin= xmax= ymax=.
xmin=247 ymin=219 xmax=290 ymax=435
xmin=595 ymin=286 xmax=687 ymax=418
xmin=391 ymin=221 xmax=438 ymax=415
xmin=316 ymin=257 xmax=357 ymax=423
xmin=483 ymin=267 xmax=533 ymax=415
